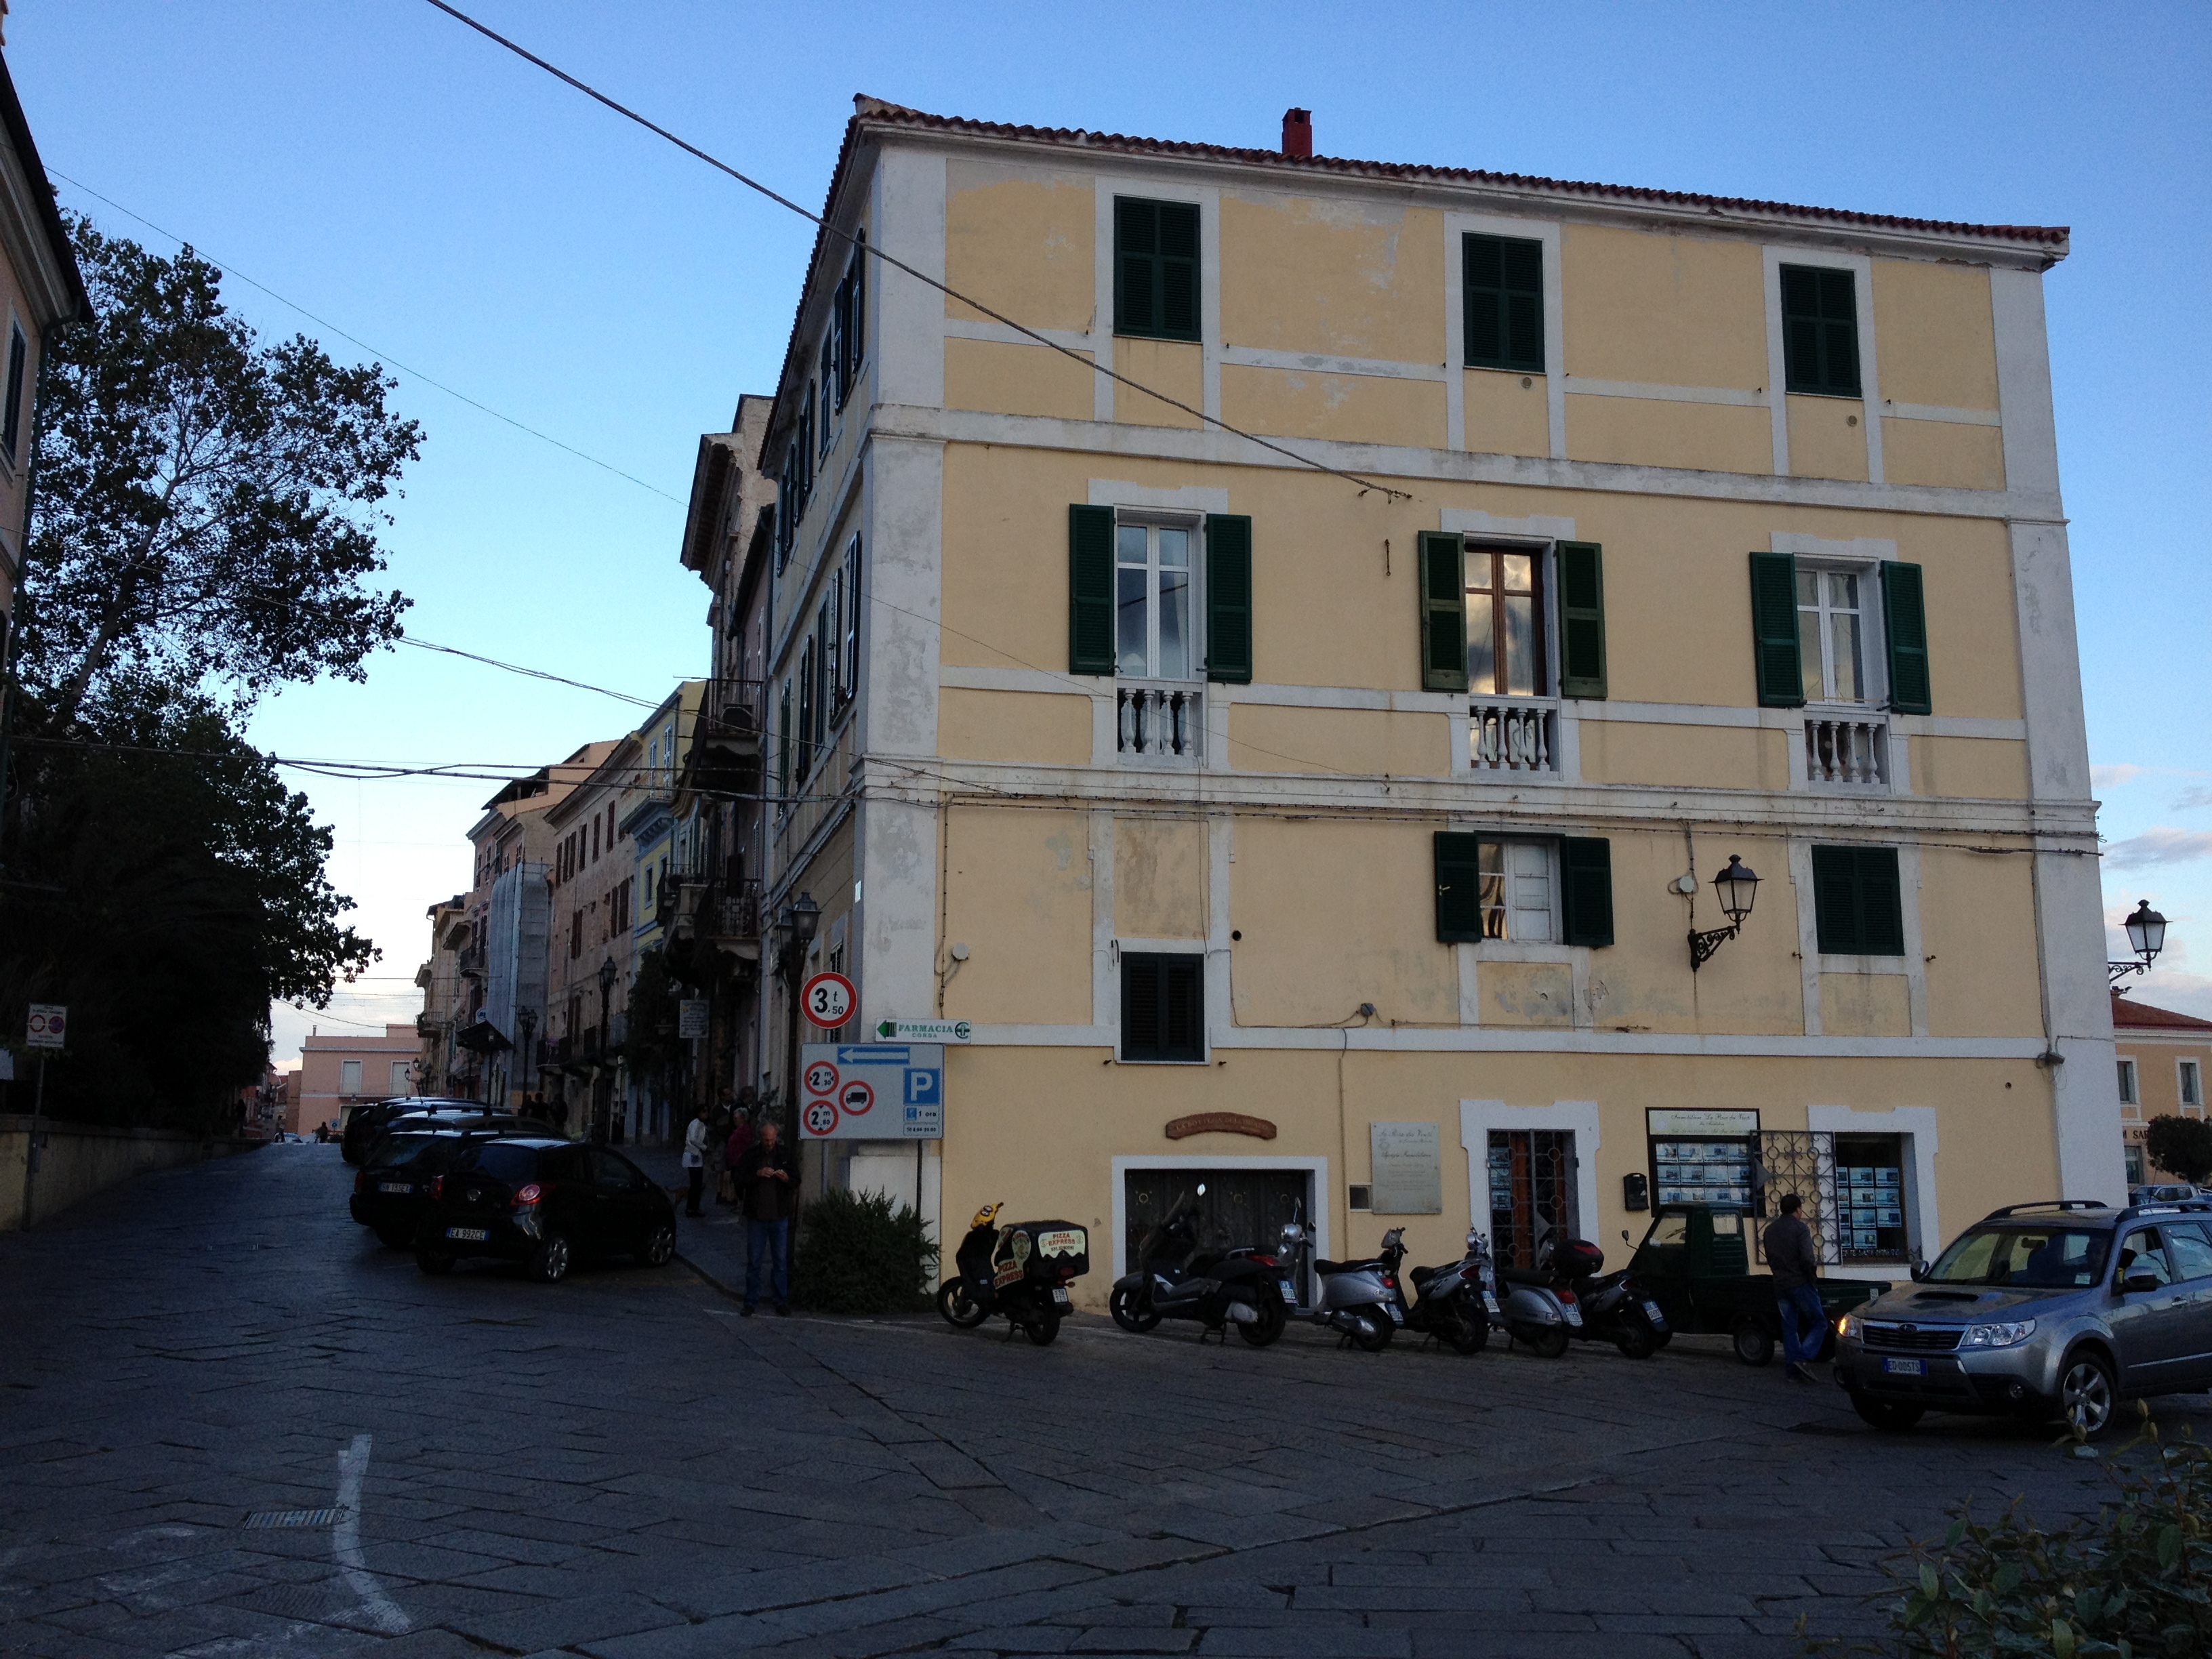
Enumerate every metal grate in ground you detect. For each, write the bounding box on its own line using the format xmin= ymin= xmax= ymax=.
xmin=241 ymin=1507 xmax=341 ymax=1528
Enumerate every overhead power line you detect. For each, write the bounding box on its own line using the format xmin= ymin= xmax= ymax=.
xmin=394 ymin=636 xmax=661 ymax=708
xmin=46 ymin=168 xmax=686 ymax=507
xmin=419 ymin=0 xmax=1413 ymax=505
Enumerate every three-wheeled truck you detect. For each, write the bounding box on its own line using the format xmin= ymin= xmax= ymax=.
xmin=1626 ymin=1202 xmax=1891 ymax=1364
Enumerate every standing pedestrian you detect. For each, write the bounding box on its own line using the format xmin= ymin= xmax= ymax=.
xmin=682 ymin=1105 xmax=710 ymax=1218
xmin=733 ymin=1120 xmax=796 ymax=1315
xmin=1763 ymin=1194 xmax=1826 ymax=1382
xmin=720 ymin=1103 xmax=753 ymax=1207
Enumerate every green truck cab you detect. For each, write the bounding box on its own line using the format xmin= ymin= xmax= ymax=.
xmin=1629 ymin=1202 xmax=1892 ymax=1365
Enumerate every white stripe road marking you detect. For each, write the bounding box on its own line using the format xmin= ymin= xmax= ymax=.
xmin=332 ymin=1435 xmax=409 ymax=1635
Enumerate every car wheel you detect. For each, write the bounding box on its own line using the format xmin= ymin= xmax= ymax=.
xmin=1022 ymin=1312 xmax=1061 ymax=1346
xmin=1850 ymin=1391 xmax=1924 ymax=1431
xmin=416 ymin=1250 xmax=455 ymax=1276
xmin=938 ymin=1280 xmax=990 ymax=1329
xmin=1109 ymin=1286 xmax=1161 ymax=1334
xmin=1442 ymin=1301 xmax=1489 ymax=1355
xmin=374 ymin=1225 xmax=412 ymax=1250
xmin=531 ymin=1231 xmax=573 ymax=1286
xmin=640 ymin=1224 xmax=676 ymax=1268
xmin=1519 ymin=1323 xmax=1571 ymax=1359
xmin=1732 ymin=1319 xmax=1776 ymax=1367
xmin=1349 ymin=1304 xmax=1395 ymax=1352
xmin=1235 ymin=1292 xmax=1286 ymax=1347
xmin=2058 ymin=1349 xmax=2119 ymax=1439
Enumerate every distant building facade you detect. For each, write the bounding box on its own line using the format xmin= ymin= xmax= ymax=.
xmin=2114 ymin=992 xmax=2212 ymax=1185
xmin=299 ymin=1025 xmax=419 ymax=1134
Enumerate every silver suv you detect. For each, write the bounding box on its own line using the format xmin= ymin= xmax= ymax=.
xmin=1833 ymin=1197 xmax=2212 ymax=1436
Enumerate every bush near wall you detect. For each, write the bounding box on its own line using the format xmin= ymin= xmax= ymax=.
xmin=2143 ymin=1115 xmax=2212 ymax=1185
xmin=792 ymin=1188 xmax=939 ymax=1315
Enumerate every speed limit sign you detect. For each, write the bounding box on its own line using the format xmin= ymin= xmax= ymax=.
xmin=802 ymin=1097 xmax=840 ymax=1137
xmin=801 ymin=971 xmax=856 ymax=1029
xmin=803 ymin=1059 xmax=840 ymax=1095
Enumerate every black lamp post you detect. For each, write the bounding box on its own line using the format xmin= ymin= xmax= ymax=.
xmin=2110 ymin=899 xmax=2169 ymax=986
xmin=516 ymin=1006 xmax=537 ymax=1103
xmin=777 ymin=891 xmax=821 ymax=1145
xmin=1688 ymin=855 xmax=1761 ymax=971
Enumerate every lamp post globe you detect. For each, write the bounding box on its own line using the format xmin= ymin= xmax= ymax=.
xmin=1712 ymin=855 xmax=1760 ymax=926
xmin=791 ymin=890 xmax=821 ymax=948
xmin=2125 ymin=899 xmax=2167 ymax=966
xmin=598 ymin=956 xmax=617 ymax=998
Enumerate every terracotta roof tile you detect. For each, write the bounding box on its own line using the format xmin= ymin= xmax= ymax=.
xmin=2112 ymin=991 xmax=2212 ymax=1031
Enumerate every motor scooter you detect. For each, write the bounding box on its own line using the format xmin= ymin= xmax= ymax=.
xmin=1532 ymin=1235 xmax=1669 ymax=1359
xmin=1271 ymin=1206 xmax=1395 ymax=1351
xmin=1109 ymin=1187 xmax=1286 ymax=1346
xmin=1493 ymin=1227 xmax=1580 ymax=1357
xmin=1374 ymin=1226 xmax=1500 ymax=1354
xmin=937 ymin=1204 xmax=1090 ymax=1346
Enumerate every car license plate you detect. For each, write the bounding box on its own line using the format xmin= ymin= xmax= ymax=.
xmin=445 ymin=1227 xmax=489 ymax=1242
xmin=378 ymin=1183 xmax=410 ymax=1194
xmin=1050 ymin=1287 xmax=1069 ymax=1305
xmin=1641 ymin=1299 xmax=1667 ymax=1330
xmin=1278 ymin=1279 xmax=1297 ymax=1305
xmin=1882 ymin=1357 xmax=1925 ymax=1377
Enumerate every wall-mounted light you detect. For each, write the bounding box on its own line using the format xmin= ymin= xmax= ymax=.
xmin=1688 ymin=855 xmax=1761 ymax=972
xmin=2110 ymin=899 xmax=2168 ymax=987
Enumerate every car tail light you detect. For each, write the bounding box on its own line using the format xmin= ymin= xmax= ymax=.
xmin=353 ymin=1170 xmax=366 ymax=1195
xmin=430 ymin=1175 xmax=443 ymax=1201
xmin=511 ymin=1183 xmax=542 ymax=1209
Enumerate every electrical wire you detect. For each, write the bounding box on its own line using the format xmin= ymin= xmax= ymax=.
xmin=394 ymin=636 xmax=660 ymax=708
xmin=46 ymin=168 xmax=686 ymax=507
xmin=419 ymin=0 xmax=1413 ymax=506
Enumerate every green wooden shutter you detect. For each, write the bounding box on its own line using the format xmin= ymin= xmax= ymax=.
xmin=1435 ymin=832 xmax=1485 ymax=943
xmin=1748 ymin=552 xmax=1804 ymax=708
xmin=1159 ymin=203 xmax=1200 ymax=341
xmin=1557 ymin=541 xmax=1607 ymax=699
xmin=1810 ymin=845 xmax=1858 ymax=954
xmin=1881 ymin=560 xmax=1931 ymax=715
xmin=1859 ymin=847 xmax=1904 ymax=956
xmin=1418 ymin=531 xmax=1468 ymax=693
xmin=1781 ymin=265 xmax=1860 ymax=396
xmin=1462 ymin=234 xmax=1544 ymax=373
xmin=1561 ymin=838 xmax=1614 ymax=947
xmin=777 ymin=682 xmax=792 ymax=799
xmin=1205 ymin=513 xmax=1252 ymax=684
xmin=1069 ymin=504 xmax=1116 ymax=675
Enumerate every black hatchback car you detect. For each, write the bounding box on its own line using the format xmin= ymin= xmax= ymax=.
xmin=349 ymin=1130 xmax=497 ymax=1248
xmin=417 ymin=1138 xmax=677 ymax=1284
xmin=342 ymin=1096 xmax=480 ymax=1164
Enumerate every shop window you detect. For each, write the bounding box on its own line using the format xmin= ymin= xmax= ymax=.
xmin=2125 ymin=1143 xmax=2146 ymax=1186
xmin=1832 ymin=1134 xmax=1909 ymax=1261
xmin=1487 ymin=1128 xmax=1576 ymax=1270
xmin=1648 ymin=1109 xmax=1759 ymax=1208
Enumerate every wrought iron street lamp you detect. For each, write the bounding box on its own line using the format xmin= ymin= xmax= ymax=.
xmin=2110 ymin=898 xmax=2168 ymax=986
xmin=1688 ymin=855 xmax=1761 ymax=972
xmin=516 ymin=1006 xmax=537 ymax=1098
xmin=776 ymin=892 xmax=822 ymax=1147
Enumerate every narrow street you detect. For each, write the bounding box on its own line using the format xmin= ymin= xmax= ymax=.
xmin=0 ymin=1150 xmax=2168 ymax=1659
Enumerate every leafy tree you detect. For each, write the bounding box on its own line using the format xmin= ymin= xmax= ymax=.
xmin=2144 ymin=1115 xmax=2212 ymax=1185
xmin=0 ymin=680 xmax=375 ymax=1129
xmin=16 ymin=215 xmax=419 ymax=739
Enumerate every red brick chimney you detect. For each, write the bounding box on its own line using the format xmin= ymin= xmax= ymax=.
xmin=1282 ymin=108 xmax=1313 ymax=158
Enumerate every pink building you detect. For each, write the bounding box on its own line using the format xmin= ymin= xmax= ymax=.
xmin=298 ymin=1025 xmax=422 ymax=1136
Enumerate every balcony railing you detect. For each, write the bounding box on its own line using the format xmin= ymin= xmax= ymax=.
xmin=1803 ymin=710 xmax=1891 ymax=789
xmin=1469 ymin=697 xmax=1559 ymax=773
xmin=1117 ymin=681 xmax=1204 ymax=761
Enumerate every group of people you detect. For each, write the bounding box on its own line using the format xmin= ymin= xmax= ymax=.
xmin=682 ymin=1092 xmax=798 ymax=1317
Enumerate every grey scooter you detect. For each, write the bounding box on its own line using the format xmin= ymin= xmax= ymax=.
xmin=1494 ymin=1224 xmax=1580 ymax=1357
xmin=1273 ymin=1206 xmax=1396 ymax=1351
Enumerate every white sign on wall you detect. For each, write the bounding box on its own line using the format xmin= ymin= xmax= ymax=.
xmin=798 ymin=1043 xmax=943 ymax=1140
xmin=1370 ymin=1121 xmax=1443 ymax=1214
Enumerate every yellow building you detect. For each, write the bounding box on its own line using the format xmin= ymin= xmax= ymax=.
xmin=754 ymin=100 xmax=2116 ymax=1301
xmin=2113 ymin=993 xmax=2212 ymax=1187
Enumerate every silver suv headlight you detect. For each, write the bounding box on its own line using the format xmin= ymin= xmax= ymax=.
xmin=1837 ymin=1313 xmax=1862 ymax=1340
xmin=1959 ymin=1319 xmax=2036 ymax=1349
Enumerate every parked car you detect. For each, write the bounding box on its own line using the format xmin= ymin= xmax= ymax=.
xmin=341 ymin=1096 xmax=481 ymax=1164
xmin=415 ymin=1137 xmax=677 ymax=1284
xmin=1626 ymin=1202 xmax=1890 ymax=1364
xmin=2129 ymin=1183 xmax=2200 ymax=1206
xmin=1834 ymin=1197 xmax=2212 ymax=1437
xmin=348 ymin=1129 xmax=499 ymax=1248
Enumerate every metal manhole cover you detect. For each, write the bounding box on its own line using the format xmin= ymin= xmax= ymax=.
xmin=243 ymin=1507 xmax=341 ymax=1528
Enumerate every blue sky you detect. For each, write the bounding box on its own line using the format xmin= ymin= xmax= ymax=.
xmin=11 ymin=2 xmax=2210 ymax=1061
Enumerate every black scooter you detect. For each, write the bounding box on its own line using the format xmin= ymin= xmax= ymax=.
xmin=1532 ymin=1233 xmax=1668 ymax=1359
xmin=1109 ymin=1187 xmax=1286 ymax=1347
xmin=1377 ymin=1226 xmax=1500 ymax=1354
xmin=937 ymin=1204 xmax=1090 ymax=1346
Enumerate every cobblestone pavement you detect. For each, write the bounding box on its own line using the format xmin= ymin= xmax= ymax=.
xmin=2 ymin=1145 xmax=2194 ymax=1659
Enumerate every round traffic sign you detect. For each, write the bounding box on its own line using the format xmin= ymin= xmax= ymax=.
xmin=838 ymin=1080 xmax=874 ymax=1117
xmin=803 ymin=1059 xmax=840 ymax=1095
xmin=802 ymin=1097 xmax=840 ymax=1137
xmin=802 ymin=971 xmax=857 ymax=1029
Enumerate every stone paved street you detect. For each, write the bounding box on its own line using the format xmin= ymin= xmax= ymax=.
xmin=1 ymin=1147 xmax=2190 ymax=1659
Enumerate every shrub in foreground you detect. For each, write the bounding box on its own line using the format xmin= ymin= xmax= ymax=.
xmin=792 ymin=1187 xmax=939 ymax=1315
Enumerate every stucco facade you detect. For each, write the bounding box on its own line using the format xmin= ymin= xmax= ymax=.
xmin=752 ymin=100 xmax=2115 ymax=1302
xmin=2113 ymin=993 xmax=2212 ymax=1185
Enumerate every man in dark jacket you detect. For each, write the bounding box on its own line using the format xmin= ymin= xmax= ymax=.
xmin=1763 ymin=1194 xmax=1825 ymax=1382
xmin=734 ymin=1120 xmax=797 ymax=1316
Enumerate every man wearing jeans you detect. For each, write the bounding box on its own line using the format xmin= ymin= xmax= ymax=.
xmin=735 ymin=1120 xmax=797 ymax=1315
xmin=1763 ymin=1194 xmax=1827 ymax=1382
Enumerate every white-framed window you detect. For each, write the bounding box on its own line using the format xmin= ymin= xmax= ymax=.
xmin=1797 ymin=565 xmax=1883 ymax=705
xmin=1436 ymin=835 xmax=1558 ymax=943
xmin=340 ymin=1059 xmax=362 ymax=1096
xmin=1116 ymin=517 xmax=1199 ymax=680
xmin=2118 ymin=1057 xmax=2139 ymax=1105
xmin=2182 ymin=1059 xmax=2203 ymax=1111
